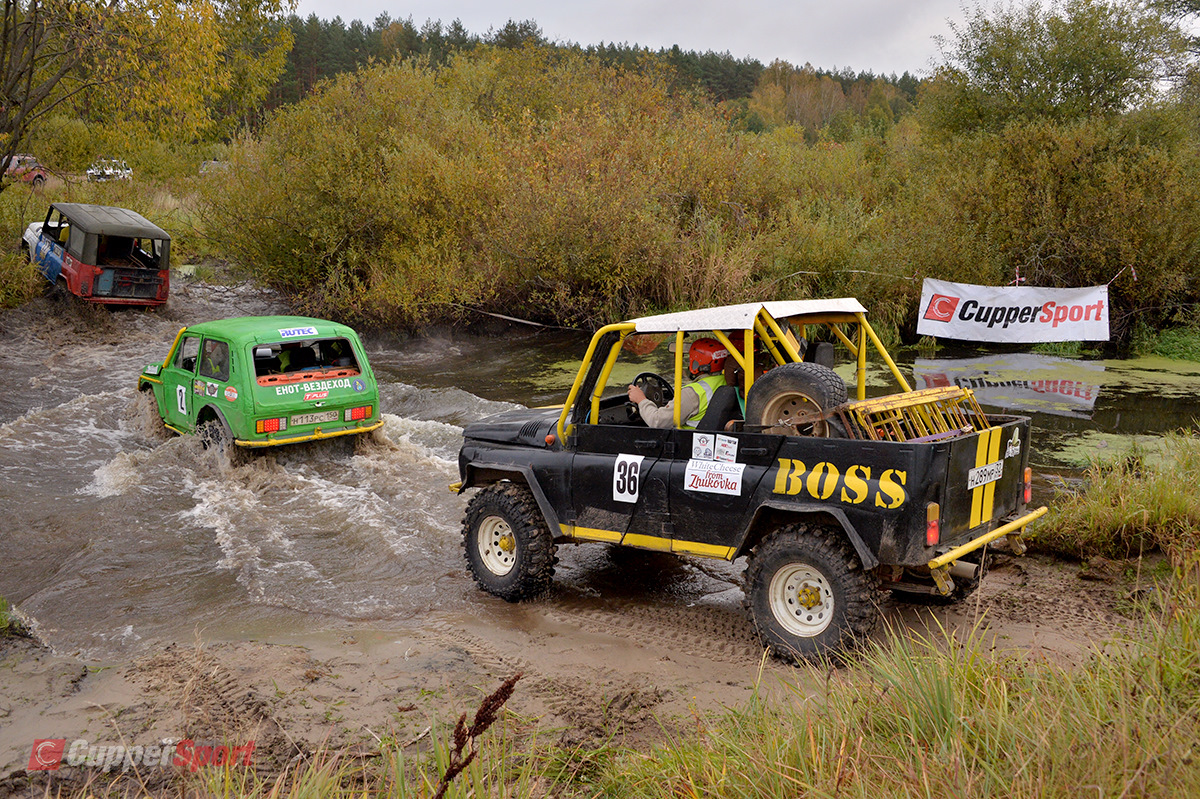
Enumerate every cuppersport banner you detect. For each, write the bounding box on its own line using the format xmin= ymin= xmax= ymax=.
xmin=917 ymin=279 xmax=1109 ymax=343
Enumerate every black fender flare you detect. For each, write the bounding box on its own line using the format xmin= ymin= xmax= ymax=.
xmin=460 ymin=462 xmax=564 ymax=536
xmin=735 ymin=499 xmax=879 ymax=570
xmin=196 ymin=403 xmax=236 ymax=441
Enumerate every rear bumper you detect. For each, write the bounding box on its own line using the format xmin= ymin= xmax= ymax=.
xmin=929 ymin=505 xmax=1048 ymax=571
xmin=236 ymin=419 xmax=384 ymax=448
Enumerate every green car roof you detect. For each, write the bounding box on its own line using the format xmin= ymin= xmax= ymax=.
xmin=182 ymin=316 xmax=361 ymax=346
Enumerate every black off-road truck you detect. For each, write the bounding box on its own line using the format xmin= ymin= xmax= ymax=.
xmin=453 ymin=299 xmax=1046 ymax=661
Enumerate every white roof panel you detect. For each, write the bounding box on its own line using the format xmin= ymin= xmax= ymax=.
xmin=629 ymin=298 xmax=866 ymax=333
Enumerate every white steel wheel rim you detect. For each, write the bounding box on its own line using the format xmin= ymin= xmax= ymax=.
xmin=768 ymin=562 xmax=834 ymax=637
xmin=478 ymin=516 xmax=517 ymax=576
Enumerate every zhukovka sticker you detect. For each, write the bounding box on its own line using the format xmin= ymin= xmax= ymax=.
xmin=224 ymin=386 xmax=238 ymax=401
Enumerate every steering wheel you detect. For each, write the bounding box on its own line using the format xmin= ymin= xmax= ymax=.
xmin=626 ymin=372 xmax=675 ymax=421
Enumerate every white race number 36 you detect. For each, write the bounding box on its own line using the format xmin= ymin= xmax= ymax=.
xmin=613 ymin=453 xmax=645 ymax=503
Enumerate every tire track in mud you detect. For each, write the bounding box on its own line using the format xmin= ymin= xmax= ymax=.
xmin=132 ymin=644 xmax=299 ymax=773
xmin=537 ymin=598 xmax=766 ymax=665
xmin=422 ymin=620 xmax=668 ymax=741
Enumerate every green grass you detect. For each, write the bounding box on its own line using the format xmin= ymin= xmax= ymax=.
xmin=1032 ymin=430 xmax=1200 ymax=560
xmin=0 ymin=596 xmax=29 ymax=637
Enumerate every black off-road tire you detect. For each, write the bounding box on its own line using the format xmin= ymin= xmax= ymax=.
xmin=744 ymin=362 xmax=848 ymax=436
xmin=198 ymin=415 xmax=244 ymax=465
xmin=463 ymin=483 xmax=556 ymax=601
xmin=744 ymin=523 xmax=879 ymax=663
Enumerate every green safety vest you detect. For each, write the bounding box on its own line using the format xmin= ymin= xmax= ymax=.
xmin=682 ymin=374 xmax=727 ymax=429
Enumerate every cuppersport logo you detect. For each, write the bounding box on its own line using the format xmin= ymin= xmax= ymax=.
xmin=28 ymin=739 xmax=66 ymax=771
xmin=923 ymin=294 xmax=961 ymax=322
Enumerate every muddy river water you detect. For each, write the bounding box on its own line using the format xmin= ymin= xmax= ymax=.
xmin=3 ymin=281 xmax=1199 ymax=661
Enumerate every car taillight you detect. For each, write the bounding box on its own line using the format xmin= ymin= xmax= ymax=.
xmin=926 ymin=502 xmax=940 ymax=546
xmin=1024 ymin=467 xmax=1032 ymax=504
xmin=256 ymin=417 xmax=287 ymax=434
xmin=344 ymin=405 xmax=372 ymax=422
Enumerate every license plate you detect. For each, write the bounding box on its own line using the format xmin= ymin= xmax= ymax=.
xmin=968 ymin=460 xmax=1004 ymax=489
xmin=290 ymin=410 xmax=338 ymax=426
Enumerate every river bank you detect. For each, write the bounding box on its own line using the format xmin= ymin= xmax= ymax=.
xmin=1 ymin=549 xmax=1147 ymax=795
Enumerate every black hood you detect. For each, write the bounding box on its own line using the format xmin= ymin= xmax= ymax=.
xmin=462 ymin=406 xmax=562 ymax=447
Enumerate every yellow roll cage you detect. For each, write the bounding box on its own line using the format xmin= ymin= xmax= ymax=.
xmin=555 ymin=303 xmax=911 ymax=442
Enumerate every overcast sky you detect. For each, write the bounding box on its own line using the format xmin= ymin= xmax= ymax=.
xmin=293 ymin=1 xmax=969 ymax=77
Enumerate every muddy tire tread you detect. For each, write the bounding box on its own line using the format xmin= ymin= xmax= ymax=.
xmin=743 ymin=523 xmax=879 ymax=663
xmin=463 ymin=482 xmax=556 ymax=601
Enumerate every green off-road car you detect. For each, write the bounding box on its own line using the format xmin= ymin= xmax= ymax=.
xmin=453 ymin=299 xmax=1047 ymax=661
xmin=137 ymin=316 xmax=382 ymax=451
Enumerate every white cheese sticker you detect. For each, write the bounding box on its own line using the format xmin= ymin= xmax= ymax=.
xmin=613 ymin=453 xmax=645 ymax=503
xmin=968 ymin=460 xmax=1004 ymax=489
xmin=691 ymin=432 xmax=714 ymax=460
xmin=714 ymin=434 xmax=738 ymax=463
xmin=683 ymin=459 xmax=747 ymax=496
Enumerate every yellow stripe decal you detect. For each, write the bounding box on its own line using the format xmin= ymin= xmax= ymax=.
xmin=982 ymin=426 xmax=1003 ymax=522
xmin=566 ymin=528 xmax=734 ymax=560
xmin=672 ymin=540 xmax=737 ymax=560
xmin=969 ymin=429 xmax=988 ymax=527
xmin=621 ymin=533 xmax=674 ymax=552
xmin=563 ymin=526 xmax=624 ymax=543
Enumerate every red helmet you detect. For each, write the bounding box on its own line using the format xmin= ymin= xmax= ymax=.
xmin=688 ymin=338 xmax=729 ymax=377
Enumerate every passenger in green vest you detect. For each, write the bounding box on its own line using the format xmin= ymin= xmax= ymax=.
xmin=627 ymin=338 xmax=728 ymax=429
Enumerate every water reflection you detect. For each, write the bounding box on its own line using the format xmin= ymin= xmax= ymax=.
xmin=913 ymin=353 xmax=1104 ymax=419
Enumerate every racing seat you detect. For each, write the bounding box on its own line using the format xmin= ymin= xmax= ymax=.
xmin=696 ymin=385 xmax=741 ymax=431
xmin=287 ymin=346 xmax=317 ymax=371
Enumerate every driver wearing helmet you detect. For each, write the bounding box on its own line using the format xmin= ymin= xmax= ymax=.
xmin=627 ymin=337 xmax=728 ymax=429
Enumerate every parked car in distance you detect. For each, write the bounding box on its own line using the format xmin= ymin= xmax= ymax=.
xmin=87 ymin=158 xmax=132 ymax=181
xmin=23 ymin=202 xmax=170 ymax=306
xmin=137 ymin=316 xmax=383 ymax=452
xmin=5 ymin=154 xmax=48 ymax=187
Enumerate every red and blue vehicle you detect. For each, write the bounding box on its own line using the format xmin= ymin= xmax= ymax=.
xmin=22 ymin=202 xmax=170 ymax=306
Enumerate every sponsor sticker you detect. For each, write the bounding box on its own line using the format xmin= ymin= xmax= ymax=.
xmin=205 ymin=382 xmax=218 ymax=397
xmin=1006 ymin=429 xmax=1021 ymax=459
xmin=691 ymin=432 xmax=714 ymax=460
xmin=352 ymin=378 xmax=365 ymax=392
xmin=968 ymin=460 xmax=1004 ymax=489
xmin=714 ymin=434 xmax=738 ymax=463
xmin=192 ymin=378 xmax=204 ymax=395
xmin=224 ymin=386 xmax=238 ymax=401
xmin=304 ymin=390 xmax=329 ymax=401
xmin=613 ymin=453 xmax=645 ymax=503
xmin=278 ymin=326 xmax=318 ymax=339
xmin=683 ymin=459 xmax=746 ymax=496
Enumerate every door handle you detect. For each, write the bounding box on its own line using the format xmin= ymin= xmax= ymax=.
xmin=742 ymin=448 xmax=768 ymax=456
xmin=634 ymin=439 xmax=659 ymax=448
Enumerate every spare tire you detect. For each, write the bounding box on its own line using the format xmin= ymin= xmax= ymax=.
xmin=744 ymin=362 xmax=847 ymax=436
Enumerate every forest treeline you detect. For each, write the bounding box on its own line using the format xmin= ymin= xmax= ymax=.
xmin=269 ymin=13 xmax=921 ymax=136
xmin=6 ymin=0 xmax=1200 ymax=347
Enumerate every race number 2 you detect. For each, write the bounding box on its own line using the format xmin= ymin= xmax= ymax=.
xmin=176 ymin=385 xmax=187 ymax=415
xmin=613 ymin=454 xmax=645 ymax=503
